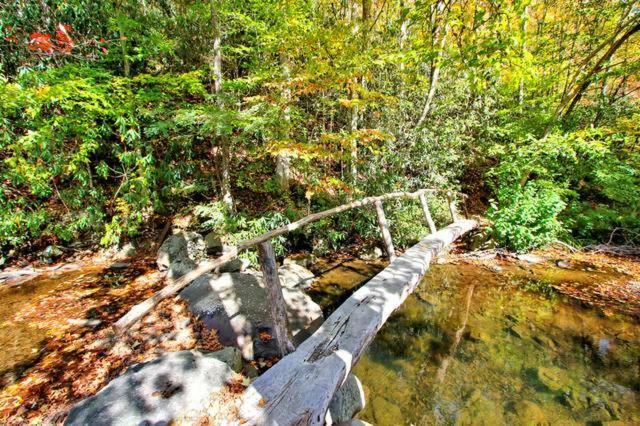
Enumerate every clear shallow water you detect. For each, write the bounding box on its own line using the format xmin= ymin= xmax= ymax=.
xmin=312 ymin=261 xmax=640 ymax=425
xmin=0 ymin=263 xmax=149 ymax=385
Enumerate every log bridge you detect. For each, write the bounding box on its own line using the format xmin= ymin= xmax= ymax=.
xmin=113 ymin=188 xmax=477 ymax=425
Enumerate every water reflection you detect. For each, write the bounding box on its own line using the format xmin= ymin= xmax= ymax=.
xmin=311 ymin=262 xmax=640 ymax=425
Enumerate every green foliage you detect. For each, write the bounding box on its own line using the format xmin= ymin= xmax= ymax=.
xmin=489 ymin=182 xmax=566 ymax=252
xmin=488 ymin=126 xmax=640 ymax=249
xmin=0 ymin=66 xmax=209 ymax=248
xmin=1 ymin=0 xmax=639 ymax=257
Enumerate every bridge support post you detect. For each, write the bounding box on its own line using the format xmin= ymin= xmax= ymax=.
xmin=257 ymin=240 xmax=294 ymax=356
xmin=447 ymin=192 xmax=460 ymax=222
xmin=419 ymin=192 xmax=437 ymax=234
xmin=374 ymin=200 xmax=396 ymax=261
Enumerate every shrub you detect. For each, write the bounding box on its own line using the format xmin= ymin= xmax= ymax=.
xmin=488 ymin=182 xmax=566 ymax=252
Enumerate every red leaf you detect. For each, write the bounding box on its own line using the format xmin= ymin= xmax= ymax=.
xmin=28 ymin=33 xmax=54 ymax=53
xmin=55 ymin=23 xmax=73 ymax=54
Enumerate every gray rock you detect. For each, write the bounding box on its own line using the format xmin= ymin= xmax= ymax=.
xmin=108 ymin=262 xmax=130 ymax=270
xmin=117 ymin=242 xmax=137 ymax=259
xmin=283 ymin=253 xmax=316 ymax=269
xmin=327 ymin=374 xmax=366 ymax=424
xmin=157 ymin=232 xmax=206 ymax=279
xmin=279 ymin=262 xmax=315 ymax=290
xmin=180 ymin=271 xmax=323 ymax=360
xmin=204 ymin=232 xmax=224 ymax=256
xmin=359 ymin=246 xmax=383 ymax=261
xmin=217 ymin=258 xmax=250 ymax=273
xmin=517 ymin=253 xmax=545 ymax=264
xmin=208 ymin=346 xmax=242 ymax=372
xmin=555 ymin=259 xmax=571 ymax=269
xmin=41 ymin=245 xmax=63 ymax=263
xmin=65 ymin=350 xmax=235 ymax=426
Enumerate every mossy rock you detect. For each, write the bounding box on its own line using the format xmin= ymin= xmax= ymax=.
xmin=536 ymin=366 xmax=573 ymax=393
xmin=456 ymin=389 xmax=505 ymax=426
xmin=513 ymin=400 xmax=549 ymax=425
xmin=370 ymin=397 xmax=403 ymax=425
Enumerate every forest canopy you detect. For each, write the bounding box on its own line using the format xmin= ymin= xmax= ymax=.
xmin=1 ymin=0 xmax=639 ymax=255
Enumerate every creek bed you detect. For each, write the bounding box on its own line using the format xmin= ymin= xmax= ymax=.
xmin=308 ymin=260 xmax=640 ymax=425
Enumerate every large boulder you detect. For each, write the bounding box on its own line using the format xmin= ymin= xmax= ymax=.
xmin=65 ymin=349 xmax=240 ymax=426
xmin=157 ymin=232 xmax=206 ymax=279
xmin=157 ymin=232 xmax=323 ymax=360
xmin=216 ymin=257 xmax=250 ymax=273
xmin=179 ymin=267 xmax=323 ymax=359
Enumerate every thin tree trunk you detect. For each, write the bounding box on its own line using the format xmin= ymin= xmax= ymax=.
xmin=210 ymin=0 xmax=233 ymax=209
xmin=518 ymin=5 xmax=529 ymax=105
xmin=415 ymin=22 xmax=449 ymax=128
xmin=276 ymin=56 xmax=292 ymax=192
xmin=349 ymin=78 xmax=359 ymax=182
xmin=559 ymin=21 xmax=640 ymax=119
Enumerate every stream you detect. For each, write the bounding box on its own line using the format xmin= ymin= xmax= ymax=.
xmin=308 ymin=260 xmax=640 ymax=425
xmin=1 ymin=255 xmax=638 ymax=424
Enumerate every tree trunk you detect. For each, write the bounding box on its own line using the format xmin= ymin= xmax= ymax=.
xmin=559 ymin=21 xmax=640 ymax=119
xmin=276 ymin=57 xmax=292 ymax=192
xmin=210 ymin=0 xmax=233 ymax=209
xmin=374 ymin=200 xmax=396 ymax=261
xmin=349 ymin=78 xmax=359 ymax=182
xmin=257 ymin=241 xmax=295 ymax=356
xmin=415 ymin=9 xmax=449 ymax=128
xmin=518 ymin=5 xmax=529 ymax=105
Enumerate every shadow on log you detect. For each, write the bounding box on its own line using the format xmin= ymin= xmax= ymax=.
xmin=236 ymin=219 xmax=477 ymax=425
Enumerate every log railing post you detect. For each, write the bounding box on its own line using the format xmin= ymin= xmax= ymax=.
xmin=418 ymin=192 xmax=437 ymax=234
xmin=447 ymin=191 xmax=460 ymax=223
xmin=257 ymin=241 xmax=294 ymax=356
xmin=374 ymin=200 xmax=396 ymax=261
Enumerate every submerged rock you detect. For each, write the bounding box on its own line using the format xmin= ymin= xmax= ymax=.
xmin=513 ymin=400 xmax=547 ymax=425
xmin=65 ymin=349 xmax=239 ymax=426
xmin=536 ymin=366 xmax=573 ymax=393
xmin=327 ymin=374 xmax=366 ymax=424
xmin=371 ymin=397 xmax=403 ymax=425
xmin=509 ymin=323 xmax=531 ymax=339
xmin=456 ymin=389 xmax=505 ymax=425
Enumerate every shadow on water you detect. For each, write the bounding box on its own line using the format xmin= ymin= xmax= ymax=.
xmin=307 ymin=261 xmax=640 ymax=425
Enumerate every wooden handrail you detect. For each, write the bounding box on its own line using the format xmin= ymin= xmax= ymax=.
xmin=114 ymin=188 xmax=466 ymax=332
xmin=237 ymin=188 xmax=461 ymax=249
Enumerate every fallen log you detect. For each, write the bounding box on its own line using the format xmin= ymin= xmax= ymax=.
xmin=113 ymin=248 xmax=238 ymax=332
xmin=236 ymin=219 xmax=477 ymax=425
